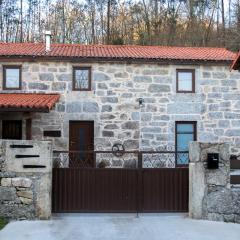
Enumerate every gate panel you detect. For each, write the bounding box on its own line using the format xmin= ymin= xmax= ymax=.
xmin=52 ymin=168 xmax=138 ymax=213
xmin=52 ymin=151 xmax=189 ymax=213
xmin=141 ymin=168 xmax=189 ymax=212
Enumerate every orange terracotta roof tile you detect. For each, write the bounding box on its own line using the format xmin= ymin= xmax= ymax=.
xmin=0 ymin=93 xmax=60 ymax=112
xmin=0 ymin=42 xmax=236 ymax=62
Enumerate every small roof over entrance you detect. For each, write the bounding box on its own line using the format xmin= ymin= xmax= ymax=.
xmin=0 ymin=93 xmax=60 ymax=112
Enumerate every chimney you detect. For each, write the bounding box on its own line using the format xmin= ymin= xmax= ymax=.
xmin=45 ymin=31 xmax=51 ymax=52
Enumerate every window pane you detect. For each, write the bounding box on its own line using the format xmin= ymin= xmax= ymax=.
xmin=75 ymin=69 xmax=89 ymax=89
xmin=177 ymin=134 xmax=194 ymax=151
xmin=177 ymin=124 xmax=194 ymax=132
xmin=5 ymin=68 xmax=20 ymax=88
xmin=178 ymin=72 xmax=192 ymax=91
xmin=177 ymin=153 xmax=189 ymax=165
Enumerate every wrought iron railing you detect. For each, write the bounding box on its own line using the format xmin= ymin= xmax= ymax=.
xmin=53 ymin=150 xmax=189 ymax=169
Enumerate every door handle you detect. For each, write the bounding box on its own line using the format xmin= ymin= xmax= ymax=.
xmin=70 ymin=141 xmax=76 ymax=146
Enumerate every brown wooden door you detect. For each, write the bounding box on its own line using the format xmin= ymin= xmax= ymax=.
xmin=2 ymin=120 xmax=22 ymax=139
xmin=69 ymin=121 xmax=94 ymax=168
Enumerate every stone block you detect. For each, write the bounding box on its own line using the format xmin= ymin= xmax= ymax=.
xmin=167 ymin=103 xmax=203 ymax=114
xmin=117 ymin=103 xmax=138 ymax=111
xmin=114 ymin=72 xmax=129 ymax=78
xmin=153 ymin=76 xmax=171 ymax=83
xmin=212 ymin=72 xmax=227 ymax=79
xmin=66 ymin=102 xmax=82 ymax=113
xmin=206 ymin=168 xmax=228 ymax=186
xmin=0 ymin=187 xmax=16 ymax=201
xmin=52 ymin=82 xmax=66 ymax=91
xmin=101 ymin=97 xmax=118 ymax=103
xmin=223 ymin=93 xmax=240 ymax=100
xmin=110 ymin=83 xmax=121 ymax=88
xmin=19 ymin=197 xmax=33 ymax=205
xmin=102 ymin=131 xmax=114 ymax=137
xmin=12 ymin=178 xmax=32 ymax=188
xmin=133 ymin=76 xmax=152 ymax=83
xmin=225 ymin=129 xmax=240 ymax=137
xmin=145 ymin=104 xmax=157 ymax=112
xmin=142 ymin=69 xmax=168 ymax=75
xmin=156 ymin=134 xmax=169 ymax=141
xmin=143 ymin=134 xmax=154 ymax=139
xmin=121 ymin=121 xmax=139 ymax=130
xmin=218 ymin=120 xmax=230 ymax=128
xmin=121 ymin=93 xmax=133 ymax=98
xmin=234 ymin=101 xmax=240 ymax=109
xmin=102 ymin=105 xmax=112 ymax=112
xmin=100 ymin=114 xmax=116 ymax=120
xmin=232 ymin=120 xmax=240 ymax=127
xmin=28 ymin=82 xmax=49 ymax=90
xmin=56 ymin=103 xmax=65 ymax=112
xmin=97 ymin=83 xmax=108 ymax=89
xmin=208 ymin=112 xmax=223 ymax=119
xmin=141 ymin=113 xmax=151 ymax=121
xmin=148 ymin=84 xmax=170 ymax=92
xmin=142 ymin=127 xmax=161 ymax=133
xmin=189 ymin=142 xmax=201 ymax=163
xmin=39 ymin=73 xmax=54 ymax=81
xmin=206 ymin=189 xmax=233 ymax=215
xmin=107 ymin=90 xmax=116 ymax=96
xmin=123 ymin=140 xmax=139 ymax=150
xmin=93 ymin=72 xmax=110 ymax=81
xmin=17 ymin=190 xmax=33 ymax=199
xmin=56 ymin=73 xmax=71 ymax=81
xmin=221 ymin=80 xmax=237 ymax=87
xmin=202 ymin=72 xmax=211 ymax=78
xmin=1 ymin=178 xmax=12 ymax=186
xmin=131 ymin=112 xmax=140 ymax=120
xmin=224 ymin=112 xmax=240 ymax=119
xmin=104 ymin=124 xmax=119 ymax=129
xmin=83 ymin=102 xmax=99 ymax=112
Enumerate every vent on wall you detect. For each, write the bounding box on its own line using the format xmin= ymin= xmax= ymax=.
xmin=43 ymin=130 xmax=61 ymax=137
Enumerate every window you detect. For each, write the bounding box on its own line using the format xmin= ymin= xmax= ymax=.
xmin=2 ymin=120 xmax=22 ymax=139
xmin=176 ymin=69 xmax=195 ymax=93
xmin=175 ymin=121 xmax=197 ymax=166
xmin=3 ymin=66 xmax=21 ymax=90
xmin=73 ymin=67 xmax=91 ymax=91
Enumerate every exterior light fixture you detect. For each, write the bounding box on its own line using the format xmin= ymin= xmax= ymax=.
xmin=138 ymin=98 xmax=144 ymax=107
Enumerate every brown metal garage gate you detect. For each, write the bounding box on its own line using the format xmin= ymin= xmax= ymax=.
xmin=52 ymin=151 xmax=189 ymax=213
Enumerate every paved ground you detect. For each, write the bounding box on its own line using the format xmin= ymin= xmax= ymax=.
xmin=0 ymin=213 xmax=240 ymax=240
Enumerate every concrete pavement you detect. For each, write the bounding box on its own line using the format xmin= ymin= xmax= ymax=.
xmin=0 ymin=213 xmax=240 ymax=240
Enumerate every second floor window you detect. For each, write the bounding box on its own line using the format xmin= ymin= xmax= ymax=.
xmin=176 ymin=69 xmax=195 ymax=93
xmin=73 ymin=67 xmax=91 ymax=91
xmin=3 ymin=66 xmax=21 ymax=90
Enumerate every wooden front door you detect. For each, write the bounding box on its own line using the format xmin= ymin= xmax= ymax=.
xmin=2 ymin=120 xmax=22 ymax=139
xmin=69 ymin=121 xmax=94 ymax=168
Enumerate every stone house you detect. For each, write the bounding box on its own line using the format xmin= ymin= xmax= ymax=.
xmin=0 ymin=38 xmax=240 ymax=168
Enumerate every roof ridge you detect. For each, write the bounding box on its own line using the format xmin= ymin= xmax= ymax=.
xmin=0 ymin=41 xmax=233 ymax=51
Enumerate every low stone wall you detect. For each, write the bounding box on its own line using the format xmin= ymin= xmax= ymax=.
xmin=189 ymin=142 xmax=240 ymax=223
xmin=0 ymin=140 xmax=52 ymax=220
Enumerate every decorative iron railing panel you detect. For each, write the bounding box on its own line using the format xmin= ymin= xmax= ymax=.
xmin=53 ymin=150 xmax=189 ymax=169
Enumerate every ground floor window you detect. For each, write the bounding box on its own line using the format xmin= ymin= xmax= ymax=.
xmin=2 ymin=120 xmax=22 ymax=139
xmin=175 ymin=121 xmax=197 ymax=166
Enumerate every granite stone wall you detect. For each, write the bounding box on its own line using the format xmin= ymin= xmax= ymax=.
xmin=189 ymin=142 xmax=240 ymax=223
xmin=0 ymin=62 xmax=240 ymax=165
xmin=0 ymin=140 xmax=52 ymax=220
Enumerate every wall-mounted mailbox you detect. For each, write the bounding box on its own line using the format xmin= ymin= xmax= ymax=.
xmin=207 ymin=153 xmax=219 ymax=169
